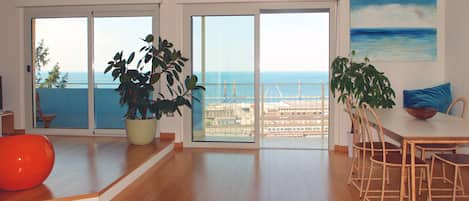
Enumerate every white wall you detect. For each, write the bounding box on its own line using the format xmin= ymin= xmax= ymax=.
xmin=0 ymin=0 xmax=449 ymax=146
xmin=445 ymin=0 xmax=469 ymax=153
xmin=445 ymin=0 xmax=469 ymax=112
xmin=158 ymin=0 xmax=184 ymax=141
xmin=0 ymin=0 xmax=24 ymax=128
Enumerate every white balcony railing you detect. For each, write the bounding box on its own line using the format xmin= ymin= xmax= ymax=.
xmin=36 ymin=81 xmax=329 ymax=141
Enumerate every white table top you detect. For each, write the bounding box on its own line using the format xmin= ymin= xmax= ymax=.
xmin=371 ymin=108 xmax=469 ymax=142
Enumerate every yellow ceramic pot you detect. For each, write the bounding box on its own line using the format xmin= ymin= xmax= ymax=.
xmin=125 ymin=118 xmax=157 ymax=145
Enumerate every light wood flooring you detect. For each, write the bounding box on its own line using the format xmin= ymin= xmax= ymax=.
xmin=114 ymin=148 xmax=469 ymax=201
xmin=0 ymin=136 xmax=172 ymax=201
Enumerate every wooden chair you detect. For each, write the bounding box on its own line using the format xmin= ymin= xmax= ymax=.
xmin=416 ymin=97 xmax=466 ymax=184
xmin=430 ymin=154 xmax=469 ymax=200
xmin=416 ymin=97 xmax=467 ymax=159
xmin=446 ymin=97 xmax=467 ymax=118
xmin=346 ymin=99 xmax=401 ymax=197
xmin=360 ymin=103 xmax=431 ymax=201
xmin=35 ymin=93 xmax=56 ymax=128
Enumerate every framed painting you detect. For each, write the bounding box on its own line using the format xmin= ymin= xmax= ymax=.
xmin=351 ymin=0 xmax=437 ymax=61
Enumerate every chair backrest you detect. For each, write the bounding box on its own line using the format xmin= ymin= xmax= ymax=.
xmin=35 ymin=93 xmax=44 ymax=119
xmin=358 ymin=103 xmax=387 ymax=158
xmin=345 ymin=97 xmax=364 ymax=144
xmin=446 ymin=96 xmax=467 ymax=118
xmin=345 ymin=98 xmax=357 ymax=141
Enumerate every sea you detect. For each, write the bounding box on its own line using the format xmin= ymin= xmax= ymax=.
xmin=351 ymin=28 xmax=437 ymax=61
xmin=43 ymin=71 xmax=330 ymax=101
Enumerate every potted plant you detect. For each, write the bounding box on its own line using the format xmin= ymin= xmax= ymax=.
xmin=330 ymin=51 xmax=396 ymax=156
xmin=105 ymin=34 xmax=204 ymax=145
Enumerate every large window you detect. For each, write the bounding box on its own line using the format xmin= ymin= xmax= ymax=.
xmin=33 ymin=17 xmax=88 ymax=129
xmin=192 ymin=15 xmax=255 ymax=143
xmin=94 ymin=16 xmax=152 ymax=129
xmin=260 ymin=12 xmax=330 ymax=149
xmin=26 ymin=6 xmax=157 ymax=132
xmin=184 ymin=3 xmax=336 ymax=149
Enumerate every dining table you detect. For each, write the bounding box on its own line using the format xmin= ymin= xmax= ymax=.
xmin=369 ymin=108 xmax=469 ymax=201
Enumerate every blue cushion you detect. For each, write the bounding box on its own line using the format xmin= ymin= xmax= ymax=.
xmin=403 ymin=83 xmax=452 ymax=113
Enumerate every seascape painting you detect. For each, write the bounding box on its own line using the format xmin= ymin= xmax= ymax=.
xmin=350 ymin=0 xmax=437 ymax=61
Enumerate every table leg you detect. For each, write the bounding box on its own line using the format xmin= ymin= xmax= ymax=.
xmin=410 ymin=142 xmax=417 ymax=201
xmin=400 ymin=139 xmax=408 ymax=201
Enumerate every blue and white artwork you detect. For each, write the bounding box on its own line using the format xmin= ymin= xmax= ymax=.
xmin=351 ymin=0 xmax=437 ymax=61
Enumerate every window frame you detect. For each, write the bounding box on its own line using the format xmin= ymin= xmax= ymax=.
xmin=190 ymin=14 xmax=257 ymax=144
xmin=24 ymin=5 xmax=159 ymax=136
xmin=182 ymin=2 xmax=337 ymax=149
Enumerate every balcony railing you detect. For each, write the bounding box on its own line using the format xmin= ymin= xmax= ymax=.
xmin=35 ymin=82 xmax=329 ymax=141
xmin=194 ymin=82 xmax=329 ymax=140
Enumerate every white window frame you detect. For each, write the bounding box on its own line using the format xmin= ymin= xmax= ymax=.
xmin=181 ymin=2 xmax=337 ymax=149
xmin=23 ymin=5 xmax=160 ymax=136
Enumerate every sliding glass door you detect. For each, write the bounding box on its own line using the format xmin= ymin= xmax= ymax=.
xmin=185 ymin=3 xmax=335 ymax=148
xmin=32 ymin=17 xmax=89 ymax=129
xmin=94 ymin=16 xmax=152 ymax=130
xmin=26 ymin=6 xmax=156 ymax=133
xmin=260 ymin=12 xmax=330 ymax=149
xmin=192 ymin=16 xmax=256 ymax=143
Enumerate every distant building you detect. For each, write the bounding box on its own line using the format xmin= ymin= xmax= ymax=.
xmin=202 ymin=99 xmax=328 ymax=138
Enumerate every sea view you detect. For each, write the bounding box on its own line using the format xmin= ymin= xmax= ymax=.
xmin=42 ymin=71 xmax=329 ymax=98
xmin=351 ymin=28 xmax=437 ymax=61
xmin=31 ymin=12 xmax=331 ymax=146
xmin=35 ymin=71 xmax=330 ymax=133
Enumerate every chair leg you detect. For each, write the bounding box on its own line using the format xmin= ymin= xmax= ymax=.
xmin=363 ymin=162 xmax=374 ymax=201
xmin=44 ymin=120 xmax=51 ymax=128
xmin=348 ymin=149 xmax=357 ymax=184
xmin=421 ymin=150 xmax=427 ymax=182
xmin=355 ymin=150 xmax=360 ymax=170
xmin=430 ymin=155 xmax=435 ymax=182
xmin=452 ymin=167 xmax=458 ymax=201
xmin=381 ymin=165 xmax=386 ymax=201
xmin=443 ymin=163 xmax=447 ymax=183
xmin=426 ymin=166 xmax=432 ymax=201
xmin=386 ymin=167 xmax=390 ymax=185
xmin=457 ymin=166 xmax=465 ymax=195
xmin=419 ymin=168 xmax=424 ymax=195
xmin=359 ymin=150 xmax=367 ymax=197
xmin=407 ymin=168 xmax=411 ymax=201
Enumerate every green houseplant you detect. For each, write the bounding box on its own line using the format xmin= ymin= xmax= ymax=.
xmin=330 ymin=51 xmax=396 ymax=109
xmin=330 ymin=51 xmax=396 ymax=156
xmin=105 ymin=34 xmax=204 ymax=145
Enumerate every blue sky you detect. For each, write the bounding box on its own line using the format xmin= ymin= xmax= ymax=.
xmin=35 ymin=17 xmax=152 ymax=74
xmin=192 ymin=16 xmax=255 ymax=73
xmin=192 ymin=13 xmax=330 ymax=72
xmin=36 ymin=13 xmax=330 ymax=75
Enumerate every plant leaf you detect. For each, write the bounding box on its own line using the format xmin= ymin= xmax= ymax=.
xmin=144 ymin=34 xmax=154 ymax=43
xmin=127 ymin=52 xmax=135 ymax=64
xmin=150 ymin=73 xmax=160 ymax=84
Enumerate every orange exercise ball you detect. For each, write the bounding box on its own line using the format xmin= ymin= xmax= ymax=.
xmin=0 ymin=134 xmax=55 ymax=191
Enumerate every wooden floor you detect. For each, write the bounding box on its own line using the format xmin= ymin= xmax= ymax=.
xmin=0 ymin=136 xmax=172 ymax=201
xmin=113 ymin=149 xmax=357 ymax=201
xmin=114 ymin=148 xmax=469 ymax=201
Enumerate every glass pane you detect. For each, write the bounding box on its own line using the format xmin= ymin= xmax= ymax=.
xmin=260 ymin=12 xmax=329 ymax=149
xmin=94 ymin=16 xmax=152 ymax=129
xmin=33 ymin=17 xmax=88 ymax=129
xmin=192 ymin=16 xmax=255 ymax=142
